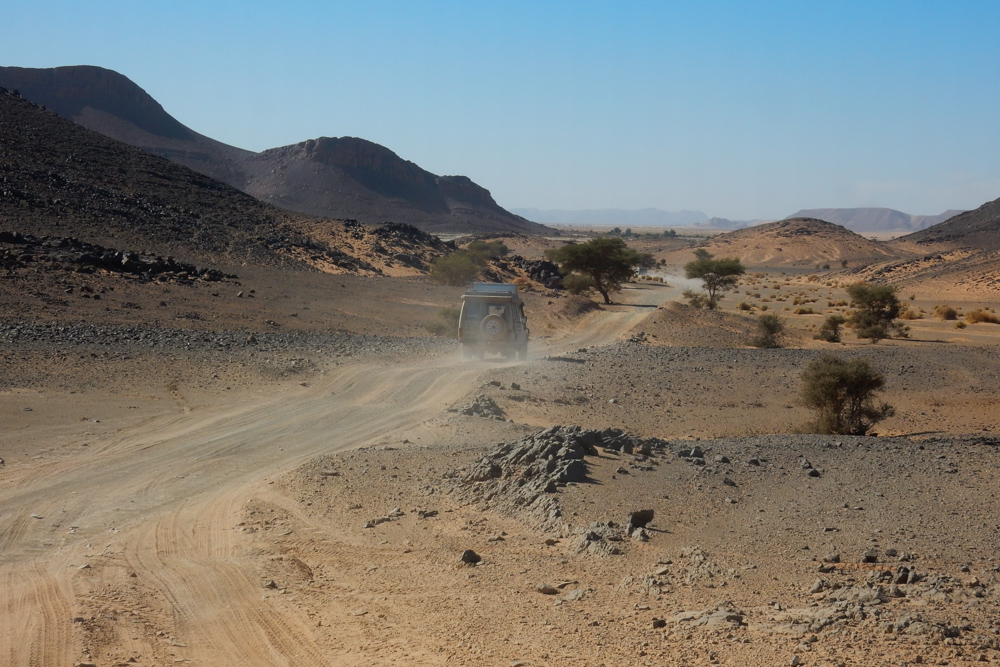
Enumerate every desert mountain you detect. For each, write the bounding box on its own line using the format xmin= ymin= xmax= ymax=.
xmin=785 ymin=207 xmax=963 ymax=233
xmin=677 ymin=218 xmax=901 ymax=267
xmin=0 ymin=65 xmax=543 ymax=235
xmin=0 ymin=87 xmax=451 ymax=276
xmin=891 ymin=195 xmax=1000 ymax=253
xmin=0 ymin=86 xmax=302 ymax=266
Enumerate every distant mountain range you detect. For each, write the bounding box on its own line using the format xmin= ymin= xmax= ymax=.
xmin=0 ymin=65 xmax=546 ymax=235
xmin=784 ymin=208 xmax=964 ymax=234
xmin=511 ymin=208 xmax=710 ymax=227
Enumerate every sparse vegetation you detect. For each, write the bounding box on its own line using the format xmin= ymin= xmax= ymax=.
xmin=682 ymin=289 xmax=712 ymax=309
xmin=814 ymin=314 xmax=847 ymax=343
xmin=428 ymin=240 xmax=510 ymax=286
xmin=800 ymin=354 xmax=894 ymax=435
xmin=933 ymin=305 xmax=958 ymax=321
xmin=684 ymin=249 xmax=745 ymax=309
xmin=966 ymin=308 xmax=1000 ymax=324
xmin=547 ymin=237 xmax=645 ymax=304
xmin=423 ymin=306 xmax=461 ymax=337
xmin=563 ymin=272 xmax=594 ymax=295
xmin=846 ymin=283 xmax=908 ymax=343
xmin=560 ymin=295 xmax=602 ymax=317
xmin=750 ymin=313 xmax=786 ymax=348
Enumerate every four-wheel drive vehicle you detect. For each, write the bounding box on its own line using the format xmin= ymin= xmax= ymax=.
xmin=458 ymin=282 xmax=529 ymax=359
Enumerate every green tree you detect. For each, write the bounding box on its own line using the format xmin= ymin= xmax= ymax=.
xmin=800 ymin=354 xmax=894 ymax=435
xmin=547 ymin=237 xmax=643 ymax=304
xmin=683 ymin=249 xmax=746 ymax=308
xmin=846 ymin=283 xmax=908 ymax=343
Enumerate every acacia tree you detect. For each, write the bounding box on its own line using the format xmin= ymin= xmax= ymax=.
xmin=801 ymin=354 xmax=894 ymax=435
xmin=846 ymin=283 xmax=908 ymax=343
xmin=684 ymin=249 xmax=745 ymax=308
xmin=547 ymin=237 xmax=643 ymax=304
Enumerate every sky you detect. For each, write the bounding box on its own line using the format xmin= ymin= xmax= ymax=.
xmin=3 ymin=1 xmax=999 ymax=220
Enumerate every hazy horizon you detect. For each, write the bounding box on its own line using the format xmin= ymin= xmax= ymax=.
xmin=3 ymin=1 xmax=998 ymax=220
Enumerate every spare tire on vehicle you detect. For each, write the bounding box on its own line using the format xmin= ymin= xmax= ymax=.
xmin=480 ymin=314 xmax=508 ymax=341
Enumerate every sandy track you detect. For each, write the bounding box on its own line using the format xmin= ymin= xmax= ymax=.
xmin=0 ymin=286 xmax=661 ymax=666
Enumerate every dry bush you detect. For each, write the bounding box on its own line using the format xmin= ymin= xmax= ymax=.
xmin=513 ymin=276 xmax=532 ymax=290
xmin=800 ymin=354 xmax=893 ymax=435
xmin=898 ymin=305 xmax=923 ymax=320
xmin=793 ymin=307 xmax=815 ymax=315
xmin=737 ymin=301 xmax=753 ymax=311
xmin=750 ymin=314 xmax=786 ymax=348
xmin=933 ymin=305 xmax=958 ymax=321
xmin=561 ymin=295 xmax=601 ymax=317
xmin=423 ymin=306 xmax=461 ymax=337
xmin=954 ymin=321 xmax=967 ymax=329
xmin=966 ymin=308 xmax=1000 ymax=324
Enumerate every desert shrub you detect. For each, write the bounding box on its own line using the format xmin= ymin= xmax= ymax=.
xmin=800 ymin=354 xmax=894 ymax=435
xmin=737 ymin=301 xmax=753 ymax=311
xmin=933 ymin=305 xmax=958 ymax=320
xmin=966 ymin=308 xmax=1000 ymax=324
xmin=750 ymin=313 xmax=786 ymax=348
xmin=561 ymin=295 xmax=601 ymax=317
xmin=683 ymin=289 xmax=712 ymax=309
xmin=513 ymin=276 xmax=532 ymax=290
xmin=814 ymin=314 xmax=847 ymax=342
xmin=759 ymin=304 xmax=769 ymax=311
xmin=464 ymin=239 xmax=509 ymax=263
xmin=563 ymin=272 xmax=594 ymax=295
xmin=820 ymin=263 xmax=831 ymax=270
xmin=429 ymin=253 xmax=481 ymax=286
xmin=423 ymin=306 xmax=461 ymax=337
xmin=898 ymin=305 xmax=923 ymax=320
xmin=793 ymin=307 xmax=815 ymax=315
xmin=954 ymin=320 xmax=967 ymax=329
xmin=846 ymin=283 xmax=908 ymax=343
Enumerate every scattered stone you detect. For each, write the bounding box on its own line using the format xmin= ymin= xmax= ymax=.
xmin=536 ymin=584 xmax=559 ymax=595
xmin=652 ymin=618 xmax=667 ymax=629
xmin=455 ymin=394 xmax=507 ymax=420
xmin=460 ymin=550 xmax=482 ymax=565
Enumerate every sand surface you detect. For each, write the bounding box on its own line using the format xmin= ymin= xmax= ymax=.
xmin=1 ymin=270 xmax=999 ymax=666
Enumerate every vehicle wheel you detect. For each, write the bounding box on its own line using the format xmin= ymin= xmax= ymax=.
xmin=480 ymin=314 xmax=508 ymax=342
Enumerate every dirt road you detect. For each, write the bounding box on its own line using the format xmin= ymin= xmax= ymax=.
xmin=0 ymin=284 xmax=664 ymax=666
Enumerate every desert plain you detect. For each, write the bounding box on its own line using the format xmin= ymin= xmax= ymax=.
xmin=2 ymin=229 xmax=1000 ymax=667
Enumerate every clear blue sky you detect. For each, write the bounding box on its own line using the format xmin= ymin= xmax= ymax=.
xmin=3 ymin=1 xmax=999 ymax=219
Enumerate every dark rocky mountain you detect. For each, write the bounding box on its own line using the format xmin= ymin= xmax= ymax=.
xmin=892 ymin=196 xmax=1000 ymax=252
xmin=0 ymin=65 xmax=545 ymax=235
xmin=785 ymin=207 xmax=964 ymax=233
xmin=0 ymin=86 xmax=306 ymax=267
xmin=0 ymin=87 xmax=452 ymax=276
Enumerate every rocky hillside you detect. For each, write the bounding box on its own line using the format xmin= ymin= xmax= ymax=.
xmin=785 ymin=207 xmax=963 ymax=233
xmin=677 ymin=218 xmax=901 ymax=267
xmin=891 ymin=195 xmax=1000 ymax=252
xmin=0 ymin=86 xmax=306 ymax=267
xmin=0 ymin=87 xmax=452 ymax=279
xmin=0 ymin=65 xmax=546 ymax=235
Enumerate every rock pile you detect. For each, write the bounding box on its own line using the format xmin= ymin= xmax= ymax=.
xmin=455 ymin=425 xmax=667 ymax=534
xmin=0 ymin=232 xmax=232 ymax=282
xmin=451 ymin=394 xmax=507 ymax=420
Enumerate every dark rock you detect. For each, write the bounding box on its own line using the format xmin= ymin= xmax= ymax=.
xmin=460 ymin=550 xmax=482 ymax=565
